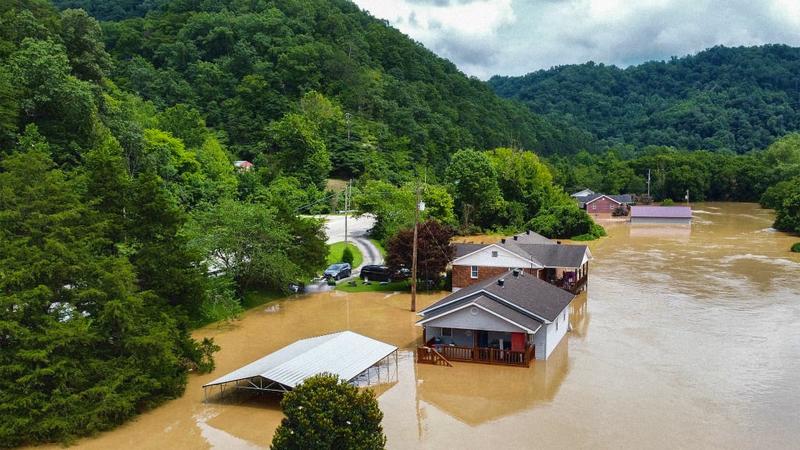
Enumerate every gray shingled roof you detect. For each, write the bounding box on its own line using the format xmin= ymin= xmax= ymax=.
xmin=454 ymin=240 xmax=589 ymax=269
xmin=577 ymin=193 xmax=633 ymax=207
xmin=420 ymin=271 xmax=575 ymax=323
xmin=454 ymin=243 xmax=489 ymax=257
xmin=506 ymin=231 xmax=554 ymax=245
xmin=515 ymin=243 xmax=588 ymax=268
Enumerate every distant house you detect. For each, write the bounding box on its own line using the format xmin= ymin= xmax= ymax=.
xmin=575 ymin=193 xmax=634 ymax=215
xmin=233 ymin=160 xmax=254 ymax=172
xmin=451 ymin=231 xmax=591 ymax=294
xmin=630 ymin=206 xmax=692 ymax=224
xmin=417 ymin=270 xmax=575 ymax=363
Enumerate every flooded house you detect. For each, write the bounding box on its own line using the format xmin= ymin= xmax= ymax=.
xmin=575 ymin=193 xmax=634 ymax=216
xmin=416 ymin=269 xmax=575 ymax=364
xmin=451 ymin=231 xmax=591 ymax=294
xmin=630 ymin=205 xmax=692 ymax=224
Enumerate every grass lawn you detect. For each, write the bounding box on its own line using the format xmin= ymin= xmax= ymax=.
xmin=336 ymin=279 xmax=410 ymax=293
xmin=369 ymin=238 xmax=386 ymax=258
xmin=327 ymin=241 xmax=363 ymax=268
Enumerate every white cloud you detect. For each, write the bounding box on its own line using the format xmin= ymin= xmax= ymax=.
xmin=352 ymin=0 xmax=800 ymax=79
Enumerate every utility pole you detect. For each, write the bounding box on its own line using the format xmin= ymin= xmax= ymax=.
xmin=647 ymin=169 xmax=651 ymax=197
xmin=411 ymin=182 xmax=421 ymax=312
xmin=344 ymin=179 xmax=351 ymax=245
xmin=685 ymin=189 xmax=690 ymax=205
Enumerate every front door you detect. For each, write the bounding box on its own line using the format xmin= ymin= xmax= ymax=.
xmin=477 ymin=330 xmax=489 ymax=348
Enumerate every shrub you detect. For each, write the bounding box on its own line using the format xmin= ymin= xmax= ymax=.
xmin=271 ymin=374 xmax=386 ymax=450
xmin=661 ymin=198 xmax=675 ymax=206
xmin=342 ymin=245 xmax=355 ymax=265
xmin=792 ymin=242 xmax=800 ymax=253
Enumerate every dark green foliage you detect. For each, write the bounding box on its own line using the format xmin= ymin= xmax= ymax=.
xmin=490 ymin=45 xmax=800 ymax=154
xmin=341 ymin=245 xmax=355 ymax=265
xmin=791 ymin=242 xmax=800 ymax=252
xmin=271 ymin=374 xmax=386 ymax=450
xmin=528 ymin=202 xmax=605 ymax=240
xmin=0 ymin=147 xmax=195 ymax=447
xmin=772 ymin=178 xmax=800 ymax=233
xmin=97 ymin=0 xmax=590 ymax=174
xmin=53 ymin=0 xmax=168 ymax=21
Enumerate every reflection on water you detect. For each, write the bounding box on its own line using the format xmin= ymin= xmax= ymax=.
xmin=40 ymin=203 xmax=800 ymax=450
xmin=415 ymin=343 xmax=569 ymax=426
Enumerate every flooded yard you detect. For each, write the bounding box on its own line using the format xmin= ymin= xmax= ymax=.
xmin=53 ymin=203 xmax=800 ymax=449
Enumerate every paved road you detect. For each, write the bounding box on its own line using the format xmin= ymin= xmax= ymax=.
xmin=305 ymin=214 xmax=382 ymax=293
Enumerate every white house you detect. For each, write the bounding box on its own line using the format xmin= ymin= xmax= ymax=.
xmin=417 ymin=270 xmax=575 ymax=364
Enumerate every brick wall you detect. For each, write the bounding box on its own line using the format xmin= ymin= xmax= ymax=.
xmin=586 ymin=197 xmax=620 ymax=214
xmin=452 ymin=265 xmax=538 ymax=290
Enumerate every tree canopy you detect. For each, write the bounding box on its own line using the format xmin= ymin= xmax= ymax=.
xmin=271 ymin=374 xmax=386 ymax=450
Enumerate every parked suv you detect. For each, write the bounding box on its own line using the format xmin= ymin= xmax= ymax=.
xmin=360 ymin=265 xmax=392 ymax=282
xmin=324 ymin=263 xmax=351 ymax=280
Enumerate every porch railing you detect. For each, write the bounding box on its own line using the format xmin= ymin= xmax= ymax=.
xmin=418 ymin=340 xmax=534 ymax=367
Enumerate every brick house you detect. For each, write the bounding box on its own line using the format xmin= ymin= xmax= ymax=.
xmin=574 ymin=193 xmax=633 ymax=216
xmin=451 ymin=231 xmax=591 ymax=294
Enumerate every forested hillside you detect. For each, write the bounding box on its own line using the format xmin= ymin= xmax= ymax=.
xmin=93 ymin=0 xmax=592 ymax=179
xmin=489 ymin=45 xmax=800 ymax=153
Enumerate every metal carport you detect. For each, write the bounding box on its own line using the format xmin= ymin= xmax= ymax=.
xmin=202 ymin=331 xmax=399 ymax=400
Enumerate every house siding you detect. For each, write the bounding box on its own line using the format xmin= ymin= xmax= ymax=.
xmin=630 ymin=217 xmax=691 ymax=224
xmin=532 ymin=304 xmax=570 ymax=360
xmin=452 ymin=265 xmax=538 ymax=290
xmin=586 ymin=196 xmax=621 ymax=214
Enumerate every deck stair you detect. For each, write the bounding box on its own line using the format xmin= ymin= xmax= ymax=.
xmin=416 ymin=346 xmax=453 ymax=366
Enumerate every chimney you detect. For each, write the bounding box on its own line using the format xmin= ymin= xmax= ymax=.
xmin=513 ymin=235 xmax=518 ymax=241
xmin=556 ymin=240 xmax=562 ymax=245
xmin=526 ymin=230 xmax=531 ymax=235
xmin=497 ymin=278 xmax=505 ymax=287
xmin=512 ymin=268 xmax=521 ymax=277
xmin=501 ymin=238 xmax=506 ymax=244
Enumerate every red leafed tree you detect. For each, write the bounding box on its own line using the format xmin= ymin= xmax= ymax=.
xmin=386 ymin=220 xmax=454 ymax=283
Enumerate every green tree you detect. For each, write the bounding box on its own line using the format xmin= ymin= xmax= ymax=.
xmin=184 ymin=200 xmax=327 ymax=292
xmin=59 ymin=8 xmax=111 ymax=81
xmin=445 ymin=149 xmax=503 ymax=228
xmin=266 ymin=113 xmax=331 ymax=189
xmin=271 ymin=374 xmax=386 ymax=450
xmin=127 ymin=172 xmax=206 ymax=318
xmin=0 ymin=145 xmax=195 ymax=446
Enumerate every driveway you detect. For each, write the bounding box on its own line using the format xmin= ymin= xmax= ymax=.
xmin=304 ymin=214 xmax=383 ymax=293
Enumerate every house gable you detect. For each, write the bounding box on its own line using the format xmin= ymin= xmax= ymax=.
xmin=422 ymin=303 xmax=529 ymax=333
xmin=452 ymin=244 xmax=540 ymax=269
xmin=585 ymin=194 xmax=621 ymax=206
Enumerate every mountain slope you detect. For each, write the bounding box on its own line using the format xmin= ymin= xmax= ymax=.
xmin=88 ymin=0 xmax=592 ymax=178
xmin=489 ymin=45 xmax=800 ymax=153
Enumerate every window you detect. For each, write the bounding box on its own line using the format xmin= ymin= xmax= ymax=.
xmin=441 ymin=327 xmax=452 ymax=337
xmin=592 ymin=203 xmax=597 ymax=210
xmin=470 ymin=266 xmax=479 ymax=279
xmin=491 ymin=251 xmax=498 ymax=257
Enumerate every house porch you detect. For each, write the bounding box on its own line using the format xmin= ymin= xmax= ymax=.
xmin=417 ymin=327 xmax=535 ymax=367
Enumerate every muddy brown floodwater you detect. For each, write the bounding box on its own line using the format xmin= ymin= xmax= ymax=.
xmin=45 ymin=203 xmax=800 ymax=450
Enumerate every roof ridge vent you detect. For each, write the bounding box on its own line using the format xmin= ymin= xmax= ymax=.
xmin=500 ymin=238 xmax=506 ymax=244
xmin=513 ymin=235 xmax=518 ymax=241
xmin=497 ymin=278 xmax=505 ymax=287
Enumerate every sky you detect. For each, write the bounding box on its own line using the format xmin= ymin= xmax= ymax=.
xmin=352 ymin=0 xmax=800 ymax=79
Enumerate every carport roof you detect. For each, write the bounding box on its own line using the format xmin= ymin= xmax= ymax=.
xmin=203 ymin=331 xmax=397 ymax=389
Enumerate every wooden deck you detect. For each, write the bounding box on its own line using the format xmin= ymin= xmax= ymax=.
xmin=417 ymin=340 xmax=534 ymax=368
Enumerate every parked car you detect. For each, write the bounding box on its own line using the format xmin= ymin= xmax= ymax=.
xmin=324 ymin=263 xmax=351 ymax=280
xmin=360 ymin=265 xmax=392 ymax=282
